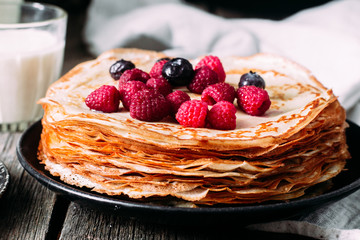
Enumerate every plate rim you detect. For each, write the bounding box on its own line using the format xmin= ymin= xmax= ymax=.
xmin=16 ymin=120 xmax=360 ymax=216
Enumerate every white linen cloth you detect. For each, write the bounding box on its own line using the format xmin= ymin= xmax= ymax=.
xmin=84 ymin=0 xmax=360 ymax=238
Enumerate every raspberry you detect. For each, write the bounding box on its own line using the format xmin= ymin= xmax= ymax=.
xmin=157 ymin=57 xmax=171 ymax=62
xmin=236 ymin=86 xmax=271 ymax=116
xmin=119 ymin=81 xmax=148 ymax=110
xmin=146 ymin=77 xmax=173 ymax=96
xmin=118 ymin=68 xmax=150 ymax=87
xmin=175 ymin=100 xmax=208 ymax=128
xmin=130 ymin=89 xmax=171 ymax=122
xmin=207 ymin=101 xmax=237 ymax=130
xmin=187 ymin=65 xmax=219 ymax=94
xmin=195 ymin=55 xmax=226 ymax=82
xmin=166 ymin=90 xmax=191 ymax=115
xmin=85 ymin=85 xmax=120 ymax=113
xmin=149 ymin=59 xmax=168 ymax=79
xmin=201 ymin=82 xmax=236 ymax=105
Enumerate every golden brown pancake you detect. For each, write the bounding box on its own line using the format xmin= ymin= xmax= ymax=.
xmin=38 ymin=48 xmax=350 ymax=206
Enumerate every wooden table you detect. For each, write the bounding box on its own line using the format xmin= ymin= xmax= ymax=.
xmin=0 ymin=131 xmax=315 ymax=240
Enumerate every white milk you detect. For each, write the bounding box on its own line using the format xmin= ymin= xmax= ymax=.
xmin=0 ymin=29 xmax=64 ymax=125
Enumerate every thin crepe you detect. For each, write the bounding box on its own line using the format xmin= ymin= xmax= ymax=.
xmin=38 ymin=48 xmax=350 ymax=205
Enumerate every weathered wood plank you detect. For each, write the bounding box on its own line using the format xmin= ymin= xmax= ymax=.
xmin=0 ymin=133 xmax=57 ymax=240
xmin=59 ymin=201 xmax=314 ymax=240
xmin=59 ymin=202 xmax=214 ymax=240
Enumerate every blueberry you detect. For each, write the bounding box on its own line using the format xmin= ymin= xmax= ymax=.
xmin=162 ymin=58 xmax=194 ymax=86
xmin=238 ymin=71 xmax=265 ymax=89
xmin=109 ymin=59 xmax=135 ymax=80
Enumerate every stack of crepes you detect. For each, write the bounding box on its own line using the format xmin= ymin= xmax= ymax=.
xmin=38 ymin=48 xmax=350 ymax=206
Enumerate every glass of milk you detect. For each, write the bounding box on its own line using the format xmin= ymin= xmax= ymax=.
xmin=0 ymin=2 xmax=67 ymax=132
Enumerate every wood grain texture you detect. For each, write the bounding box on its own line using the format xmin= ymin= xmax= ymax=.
xmin=59 ymin=202 xmax=315 ymax=240
xmin=0 ymin=133 xmax=56 ymax=240
xmin=60 ymin=202 xmax=215 ymax=240
xmin=0 ymin=132 xmax=314 ymax=240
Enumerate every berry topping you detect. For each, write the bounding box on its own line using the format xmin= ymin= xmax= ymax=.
xmin=162 ymin=58 xmax=194 ymax=86
xmin=187 ymin=65 xmax=219 ymax=94
xmin=109 ymin=59 xmax=135 ymax=80
xmin=175 ymin=100 xmax=208 ymax=128
xmin=166 ymin=90 xmax=191 ymax=115
xmin=119 ymin=68 xmax=150 ymax=87
xmin=130 ymin=89 xmax=171 ymax=122
xmin=149 ymin=59 xmax=169 ymax=79
xmin=195 ymin=55 xmax=226 ymax=83
xmin=146 ymin=77 xmax=173 ymax=96
xmin=207 ymin=101 xmax=237 ymax=130
xmin=238 ymin=70 xmax=265 ymax=89
xmin=236 ymin=86 xmax=271 ymax=116
xmin=119 ymin=81 xmax=148 ymax=110
xmin=156 ymin=57 xmax=171 ymax=62
xmin=201 ymin=82 xmax=236 ymax=105
xmin=85 ymin=85 xmax=120 ymax=113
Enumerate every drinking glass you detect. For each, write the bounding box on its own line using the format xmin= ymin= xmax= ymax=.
xmin=0 ymin=2 xmax=67 ymax=132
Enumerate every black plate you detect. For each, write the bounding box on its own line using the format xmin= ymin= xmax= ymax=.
xmin=16 ymin=120 xmax=360 ymax=226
